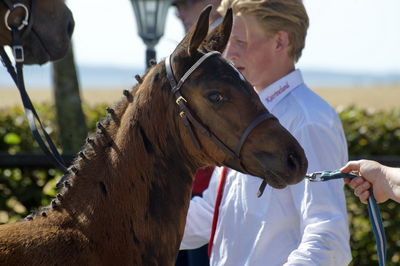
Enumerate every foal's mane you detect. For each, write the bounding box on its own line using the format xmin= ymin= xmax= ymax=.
xmin=26 ymin=59 xmax=196 ymax=219
xmin=26 ymin=5 xmax=233 ymax=220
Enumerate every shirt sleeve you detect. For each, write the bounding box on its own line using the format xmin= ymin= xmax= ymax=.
xmin=180 ymin=167 xmax=222 ymax=250
xmin=284 ymin=122 xmax=352 ymax=266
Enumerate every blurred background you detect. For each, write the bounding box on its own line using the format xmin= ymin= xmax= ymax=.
xmin=1 ymin=0 xmax=400 ymax=108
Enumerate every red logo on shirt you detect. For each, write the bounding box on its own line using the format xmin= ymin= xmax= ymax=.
xmin=266 ymin=82 xmax=290 ymax=103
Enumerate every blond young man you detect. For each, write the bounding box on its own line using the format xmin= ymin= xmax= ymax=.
xmin=180 ymin=0 xmax=352 ymax=265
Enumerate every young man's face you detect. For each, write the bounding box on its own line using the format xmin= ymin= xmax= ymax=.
xmin=225 ymin=14 xmax=290 ymax=92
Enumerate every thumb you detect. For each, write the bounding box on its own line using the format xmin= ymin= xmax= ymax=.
xmin=340 ymin=160 xmax=361 ymax=174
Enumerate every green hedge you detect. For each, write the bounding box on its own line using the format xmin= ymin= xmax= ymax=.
xmin=339 ymin=106 xmax=400 ymax=155
xmin=338 ymin=106 xmax=400 ymax=265
xmin=0 ymin=103 xmax=107 ymax=223
xmin=0 ymin=103 xmax=400 ymax=265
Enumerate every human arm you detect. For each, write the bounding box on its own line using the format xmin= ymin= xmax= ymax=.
xmin=285 ymin=122 xmax=351 ymax=266
xmin=180 ymin=167 xmax=221 ymax=249
xmin=341 ymin=160 xmax=400 ymax=204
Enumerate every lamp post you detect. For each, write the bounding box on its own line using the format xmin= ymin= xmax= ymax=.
xmin=130 ymin=0 xmax=175 ymax=69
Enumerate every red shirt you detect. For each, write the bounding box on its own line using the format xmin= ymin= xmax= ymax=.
xmin=192 ymin=166 xmax=214 ymax=196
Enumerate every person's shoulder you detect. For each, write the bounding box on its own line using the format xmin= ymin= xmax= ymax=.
xmin=273 ymin=83 xmax=342 ymax=135
xmin=291 ymin=84 xmax=334 ymax=109
xmin=289 ymin=84 xmax=339 ymax=123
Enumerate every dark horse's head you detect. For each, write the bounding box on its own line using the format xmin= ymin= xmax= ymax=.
xmin=165 ymin=6 xmax=308 ymax=189
xmin=0 ymin=0 xmax=74 ymax=64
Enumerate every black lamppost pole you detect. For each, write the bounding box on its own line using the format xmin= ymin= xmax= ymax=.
xmin=130 ymin=0 xmax=175 ymax=69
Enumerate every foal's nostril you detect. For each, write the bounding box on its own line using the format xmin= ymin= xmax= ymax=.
xmin=287 ymin=152 xmax=299 ymax=171
xmin=67 ymin=17 xmax=75 ymax=38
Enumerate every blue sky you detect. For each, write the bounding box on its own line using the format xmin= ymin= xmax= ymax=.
xmin=65 ymin=0 xmax=400 ymax=75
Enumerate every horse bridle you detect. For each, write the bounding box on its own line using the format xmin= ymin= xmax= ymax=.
xmin=0 ymin=0 xmax=68 ymax=173
xmin=165 ymin=51 xmax=276 ymax=171
xmin=1 ymin=0 xmax=35 ymax=54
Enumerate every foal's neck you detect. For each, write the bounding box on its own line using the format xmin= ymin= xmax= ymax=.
xmin=52 ymin=84 xmax=199 ymax=261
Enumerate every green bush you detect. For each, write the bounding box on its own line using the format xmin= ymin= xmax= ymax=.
xmin=337 ymin=106 xmax=400 ymax=265
xmin=0 ymin=103 xmax=107 ymax=223
xmin=339 ymin=106 xmax=400 ymax=156
xmin=0 ymin=103 xmax=399 ymax=264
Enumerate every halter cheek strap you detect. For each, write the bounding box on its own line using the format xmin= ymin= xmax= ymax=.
xmin=165 ymin=51 xmax=276 ymax=166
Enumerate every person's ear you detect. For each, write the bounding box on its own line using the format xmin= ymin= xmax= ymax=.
xmin=275 ymin=31 xmax=290 ymax=52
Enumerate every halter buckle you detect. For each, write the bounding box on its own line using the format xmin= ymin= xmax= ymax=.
xmin=176 ymin=96 xmax=187 ymax=105
xmin=13 ymin=45 xmax=24 ymax=62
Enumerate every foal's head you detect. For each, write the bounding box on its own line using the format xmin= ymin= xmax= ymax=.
xmin=163 ymin=6 xmax=308 ymax=189
xmin=0 ymin=0 xmax=74 ymax=64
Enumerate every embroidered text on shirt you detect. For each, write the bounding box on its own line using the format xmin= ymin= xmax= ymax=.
xmin=266 ymin=82 xmax=289 ymax=103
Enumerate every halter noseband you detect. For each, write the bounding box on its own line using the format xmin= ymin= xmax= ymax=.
xmin=165 ymin=51 xmax=276 ymax=167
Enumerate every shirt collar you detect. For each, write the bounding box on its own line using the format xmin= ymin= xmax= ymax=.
xmin=258 ymin=69 xmax=304 ymax=110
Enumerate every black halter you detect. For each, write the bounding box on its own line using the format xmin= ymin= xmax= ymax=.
xmin=165 ymin=51 xmax=276 ymax=169
xmin=0 ymin=0 xmax=68 ymax=173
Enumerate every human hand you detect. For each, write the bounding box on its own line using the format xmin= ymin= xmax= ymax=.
xmin=340 ymin=160 xmax=390 ymax=204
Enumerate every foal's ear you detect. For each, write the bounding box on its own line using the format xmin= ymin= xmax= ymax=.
xmin=203 ymin=8 xmax=233 ymax=53
xmin=188 ymin=5 xmax=212 ymax=56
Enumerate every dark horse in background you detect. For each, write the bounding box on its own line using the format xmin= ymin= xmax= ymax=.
xmin=0 ymin=6 xmax=308 ymax=266
xmin=0 ymin=0 xmax=74 ymax=64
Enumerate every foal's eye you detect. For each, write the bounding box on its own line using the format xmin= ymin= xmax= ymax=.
xmin=207 ymin=92 xmax=225 ymax=103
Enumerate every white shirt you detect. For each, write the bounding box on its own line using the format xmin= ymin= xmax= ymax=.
xmin=180 ymin=69 xmax=352 ymax=266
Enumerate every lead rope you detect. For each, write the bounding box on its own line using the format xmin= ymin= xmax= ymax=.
xmin=210 ymin=169 xmax=387 ymax=265
xmin=367 ymin=193 xmax=386 ymax=266
xmin=208 ymin=167 xmax=228 ymax=257
xmin=0 ymin=43 xmax=68 ymax=173
xmin=306 ymin=170 xmax=386 ymax=266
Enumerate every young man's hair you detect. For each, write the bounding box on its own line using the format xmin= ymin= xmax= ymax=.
xmin=218 ymin=0 xmax=309 ymax=62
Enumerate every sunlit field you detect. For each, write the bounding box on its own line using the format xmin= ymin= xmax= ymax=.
xmin=1 ymin=85 xmax=399 ymax=110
